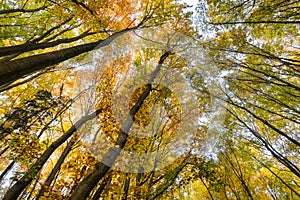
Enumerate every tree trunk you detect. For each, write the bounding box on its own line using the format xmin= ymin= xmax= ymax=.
xmin=0 ymin=27 xmax=137 ymax=87
xmin=3 ymin=109 xmax=102 ymax=200
xmin=122 ymin=176 xmax=131 ymax=200
xmin=69 ymin=52 xmax=172 ymax=200
xmin=0 ymin=161 xmax=15 ymax=182
xmin=226 ymin=108 xmax=300 ymax=178
xmin=91 ymin=177 xmax=112 ymax=200
xmin=35 ymin=139 xmax=76 ymax=200
xmin=0 ymin=31 xmax=96 ymax=57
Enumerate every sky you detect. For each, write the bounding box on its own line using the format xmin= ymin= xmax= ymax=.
xmin=182 ymin=0 xmax=199 ymax=10
xmin=181 ymin=0 xmax=200 ymax=22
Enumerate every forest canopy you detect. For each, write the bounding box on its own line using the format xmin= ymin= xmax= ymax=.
xmin=0 ymin=0 xmax=299 ymax=199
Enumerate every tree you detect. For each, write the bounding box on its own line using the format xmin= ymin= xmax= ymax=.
xmin=0 ymin=0 xmax=188 ymax=89
xmin=4 ymin=0 xmax=300 ymax=199
xmin=194 ymin=0 xmax=300 ymax=199
xmin=1 ymin=1 xmax=205 ymax=199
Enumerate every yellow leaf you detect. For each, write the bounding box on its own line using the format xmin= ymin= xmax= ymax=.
xmin=2 ymin=39 xmax=10 ymax=46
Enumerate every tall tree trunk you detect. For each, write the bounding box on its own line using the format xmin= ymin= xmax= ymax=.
xmin=91 ymin=176 xmax=112 ymax=200
xmin=3 ymin=109 xmax=102 ymax=200
xmin=0 ymin=31 xmax=95 ymax=57
xmin=69 ymin=52 xmax=172 ymax=200
xmin=226 ymin=108 xmax=300 ymax=178
xmin=199 ymin=176 xmax=215 ymax=200
xmin=0 ymin=146 xmax=9 ymax=157
xmin=35 ymin=139 xmax=76 ymax=200
xmin=0 ymin=161 xmax=15 ymax=182
xmin=148 ymin=161 xmax=188 ymax=200
xmin=252 ymin=155 xmax=300 ymax=198
xmin=122 ymin=176 xmax=131 ymax=200
xmin=0 ymin=27 xmax=137 ymax=87
xmin=25 ymin=174 xmax=40 ymax=200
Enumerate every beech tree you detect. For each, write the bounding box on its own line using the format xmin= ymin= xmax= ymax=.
xmin=1 ymin=1 xmax=206 ymax=200
xmin=1 ymin=0 xmax=300 ymax=199
xmin=0 ymin=0 xmax=188 ymax=89
xmin=188 ymin=0 xmax=300 ymax=199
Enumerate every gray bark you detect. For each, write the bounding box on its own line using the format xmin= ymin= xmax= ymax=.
xmin=0 ymin=27 xmax=137 ymax=87
xmin=69 ymin=52 xmax=172 ymax=200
